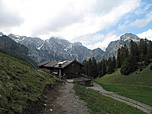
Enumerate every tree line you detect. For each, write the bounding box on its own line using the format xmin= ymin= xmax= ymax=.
xmin=82 ymin=39 xmax=152 ymax=78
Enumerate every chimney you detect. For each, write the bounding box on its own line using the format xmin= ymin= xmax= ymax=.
xmin=58 ymin=64 xmax=62 ymax=67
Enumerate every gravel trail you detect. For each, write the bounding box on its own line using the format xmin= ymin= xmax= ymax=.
xmin=40 ymin=82 xmax=90 ymax=114
xmin=88 ymin=83 xmax=152 ymax=114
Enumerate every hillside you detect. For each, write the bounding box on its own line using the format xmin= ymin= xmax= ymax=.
xmin=95 ymin=64 xmax=152 ymax=86
xmin=0 ymin=35 xmax=37 ymax=68
xmin=94 ymin=64 xmax=152 ymax=106
xmin=0 ymin=52 xmax=57 ymax=114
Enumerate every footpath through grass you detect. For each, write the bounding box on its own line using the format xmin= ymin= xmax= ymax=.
xmin=94 ymin=64 xmax=152 ymax=106
xmin=74 ymin=84 xmax=144 ymax=114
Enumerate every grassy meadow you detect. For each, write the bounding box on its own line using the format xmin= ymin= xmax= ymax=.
xmin=94 ymin=64 xmax=152 ymax=106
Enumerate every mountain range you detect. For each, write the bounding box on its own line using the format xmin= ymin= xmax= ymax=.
xmin=0 ymin=32 xmax=141 ymax=63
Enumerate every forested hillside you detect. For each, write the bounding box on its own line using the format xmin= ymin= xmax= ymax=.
xmin=83 ymin=39 xmax=152 ymax=77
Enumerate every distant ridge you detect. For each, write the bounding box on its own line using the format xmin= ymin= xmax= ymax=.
xmin=8 ymin=33 xmax=104 ymax=63
xmin=0 ymin=32 xmax=145 ymax=63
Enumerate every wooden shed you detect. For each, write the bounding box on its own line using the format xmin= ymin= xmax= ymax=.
xmin=39 ymin=60 xmax=83 ymax=79
xmin=73 ymin=77 xmax=93 ymax=86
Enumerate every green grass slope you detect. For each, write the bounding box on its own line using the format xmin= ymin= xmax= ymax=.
xmin=74 ymin=84 xmax=144 ymax=114
xmin=0 ymin=52 xmax=57 ymax=114
xmin=95 ymin=64 xmax=152 ymax=106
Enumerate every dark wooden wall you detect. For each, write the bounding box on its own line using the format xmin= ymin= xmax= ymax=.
xmin=63 ymin=62 xmax=82 ymax=78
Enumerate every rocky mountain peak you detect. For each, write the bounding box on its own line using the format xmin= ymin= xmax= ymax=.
xmin=73 ymin=42 xmax=82 ymax=46
xmin=0 ymin=32 xmax=4 ymax=36
xmin=120 ymin=33 xmax=140 ymax=42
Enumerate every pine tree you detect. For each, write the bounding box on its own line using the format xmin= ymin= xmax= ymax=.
xmin=139 ymin=39 xmax=147 ymax=61
xmin=97 ymin=62 xmax=101 ymax=77
xmin=112 ymin=56 xmax=116 ymax=70
xmin=130 ymin=40 xmax=138 ymax=60
xmin=148 ymin=41 xmax=152 ymax=60
xmin=120 ymin=58 xmax=130 ymax=75
xmin=87 ymin=58 xmax=92 ymax=76
xmin=129 ymin=40 xmax=138 ymax=70
xmin=123 ymin=44 xmax=129 ymax=58
xmin=107 ymin=57 xmax=113 ymax=74
xmin=117 ymin=48 xmax=121 ymax=68
xmin=82 ymin=60 xmax=87 ymax=75
xmin=120 ymin=40 xmax=139 ymax=75
xmin=91 ymin=57 xmax=98 ymax=78
xmin=101 ymin=59 xmax=106 ymax=76
xmin=144 ymin=55 xmax=149 ymax=66
xmin=144 ymin=39 xmax=148 ymax=55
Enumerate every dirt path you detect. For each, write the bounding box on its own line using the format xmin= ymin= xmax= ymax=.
xmin=88 ymin=83 xmax=152 ymax=114
xmin=40 ymin=82 xmax=90 ymax=114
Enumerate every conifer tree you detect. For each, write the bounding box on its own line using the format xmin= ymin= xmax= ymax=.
xmin=148 ymin=41 xmax=152 ymax=60
xmin=82 ymin=60 xmax=87 ymax=75
xmin=107 ymin=57 xmax=113 ymax=74
xmin=139 ymin=39 xmax=147 ymax=61
xmin=91 ymin=57 xmax=98 ymax=78
xmin=120 ymin=58 xmax=130 ymax=75
xmin=87 ymin=58 xmax=92 ymax=76
xmin=101 ymin=59 xmax=106 ymax=76
xmin=130 ymin=40 xmax=138 ymax=59
xmin=112 ymin=56 xmax=116 ymax=70
xmin=129 ymin=40 xmax=138 ymax=70
xmin=117 ymin=48 xmax=121 ymax=68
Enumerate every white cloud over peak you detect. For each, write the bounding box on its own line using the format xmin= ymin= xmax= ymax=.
xmin=137 ymin=29 xmax=152 ymax=40
xmin=80 ymin=32 xmax=120 ymax=51
xmin=0 ymin=0 xmax=142 ymax=50
xmin=45 ymin=0 xmax=140 ymax=41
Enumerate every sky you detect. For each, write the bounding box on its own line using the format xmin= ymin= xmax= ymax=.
xmin=0 ymin=0 xmax=152 ymax=50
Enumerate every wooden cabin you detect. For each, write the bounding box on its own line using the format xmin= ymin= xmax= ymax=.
xmin=39 ymin=60 xmax=83 ymax=79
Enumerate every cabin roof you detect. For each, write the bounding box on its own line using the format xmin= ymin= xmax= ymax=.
xmin=39 ymin=60 xmax=83 ymax=69
xmin=38 ymin=60 xmax=50 ymax=66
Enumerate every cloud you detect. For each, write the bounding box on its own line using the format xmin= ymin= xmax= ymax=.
xmin=72 ymin=33 xmax=104 ymax=49
xmin=119 ymin=11 xmax=152 ymax=30
xmin=0 ymin=0 xmax=141 ymax=50
xmin=129 ymin=11 xmax=152 ymax=28
xmin=92 ymin=32 xmax=119 ymax=51
xmin=0 ymin=0 xmax=24 ymax=28
xmin=77 ymin=32 xmax=119 ymax=51
xmin=38 ymin=0 xmax=139 ymax=42
xmin=137 ymin=29 xmax=152 ymax=40
xmin=119 ymin=2 xmax=152 ymax=31
xmin=134 ymin=3 xmax=152 ymax=15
